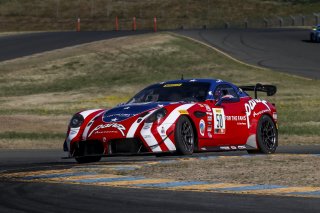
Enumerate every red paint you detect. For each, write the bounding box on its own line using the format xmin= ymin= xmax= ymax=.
xmin=115 ymin=16 xmax=119 ymax=31
xmin=132 ymin=16 xmax=136 ymax=31
xmin=153 ymin=17 xmax=157 ymax=32
xmin=65 ymin=80 xmax=278 ymax=158
xmin=76 ymin=18 xmax=80 ymax=32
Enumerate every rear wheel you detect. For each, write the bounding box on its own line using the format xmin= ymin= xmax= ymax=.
xmin=175 ymin=116 xmax=195 ymax=155
xmin=248 ymin=115 xmax=278 ymax=154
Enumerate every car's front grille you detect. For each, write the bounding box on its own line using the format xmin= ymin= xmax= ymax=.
xmin=109 ymin=138 xmax=148 ymax=154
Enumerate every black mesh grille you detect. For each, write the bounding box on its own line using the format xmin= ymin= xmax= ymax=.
xmin=109 ymin=138 xmax=147 ymax=154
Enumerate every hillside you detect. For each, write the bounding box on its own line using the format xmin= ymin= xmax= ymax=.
xmin=0 ymin=0 xmax=320 ymax=31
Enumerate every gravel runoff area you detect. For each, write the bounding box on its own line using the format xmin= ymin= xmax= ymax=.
xmin=119 ymin=154 xmax=320 ymax=187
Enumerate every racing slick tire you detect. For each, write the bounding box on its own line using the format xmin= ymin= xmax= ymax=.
xmin=75 ymin=156 xmax=101 ymax=164
xmin=175 ymin=116 xmax=195 ymax=155
xmin=247 ymin=115 xmax=278 ymax=154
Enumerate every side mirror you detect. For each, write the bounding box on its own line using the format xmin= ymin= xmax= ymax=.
xmin=215 ymin=97 xmax=240 ymax=106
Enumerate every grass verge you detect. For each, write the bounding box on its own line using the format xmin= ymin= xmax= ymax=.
xmin=119 ymin=155 xmax=320 ymax=187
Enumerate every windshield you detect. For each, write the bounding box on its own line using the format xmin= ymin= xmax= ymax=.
xmin=128 ymin=82 xmax=210 ymax=104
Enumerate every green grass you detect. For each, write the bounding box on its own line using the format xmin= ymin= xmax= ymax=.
xmin=0 ymin=0 xmax=320 ymax=31
xmin=0 ymin=132 xmax=64 ymax=140
xmin=0 ymin=32 xmax=319 ymax=145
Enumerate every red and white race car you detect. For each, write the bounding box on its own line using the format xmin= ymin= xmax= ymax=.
xmin=63 ymin=79 xmax=278 ymax=163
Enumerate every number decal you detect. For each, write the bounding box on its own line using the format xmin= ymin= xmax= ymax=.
xmin=213 ymin=108 xmax=226 ymax=134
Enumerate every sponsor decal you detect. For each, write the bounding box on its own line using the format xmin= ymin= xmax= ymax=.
xmin=206 ymin=112 xmax=212 ymax=115
xmin=163 ymin=83 xmax=182 ymax=87
xmin=201 ymin=147 xmax=207 ymax=150
xmin=104 ymin=113 xmax=135 ymax=122
xmin=237 ymin=145 xmax=246 ymax=150
xmin=89 ymin=123 xmax=126 ymax=137
xmin=95 ymin=130 xmax=118 ymax=134
xmin=198 ymin=104 xmax=204 ymax=108
xmin=216 ymin=79 xmax=223 ymax=83
xmin=123 ymin=107 xmax=130 ymax=110
xmin=189 ymin=79 xmax=196 ymax=82
xmin=237 ymin=122 xmax=247 ymax=126
xmin=207 ymin=125 xmax=212 ymax=132
xmin=225 ymin=115 xmax=246 ymax=121
xmin=179 ymin=110 xmax=189 ymax=115
xmin=213 ymin=108 xmax=226 ymax=134
xmin=199 ymin=119 xmax=205 ymax=136
xmin=106 ymin=113 xmax=133 ymax=118
xmin=220 ymin=146 xmax=230 ymax=150
xmin=207 ymin=116 xmax=212 ymax=121
xmin=245 ymin=99 xmax=270 ymax=117
xmin=253 ymin=110 xmax=270 ymax=118
xmin=143 ymin=123 xmax=152 ymax=129
xmin=230 ymin=146 xmax=237 ymax=150
xmin=208 ymin=132 xmax=212 ymax=138
xmin=244 ymin=99 xmax=270 ymax=128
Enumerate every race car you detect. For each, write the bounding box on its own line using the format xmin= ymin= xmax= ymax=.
xmin=63 ymin=79 xmax=278 ymax=163
xmin=310 ymin=25 xmax=320 ymax=42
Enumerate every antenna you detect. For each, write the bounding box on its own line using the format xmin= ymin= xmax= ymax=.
xmin=181 ymin=74 xmax=184 ymax=80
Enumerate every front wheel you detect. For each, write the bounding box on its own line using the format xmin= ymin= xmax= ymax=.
xmin=175 ymin=116 xmax=195 ymax=155
xmin=248 ymin=115 xmax=278 ymax=154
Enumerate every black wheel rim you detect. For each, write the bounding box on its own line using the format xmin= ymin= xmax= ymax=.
xmin=260 ymin=119 xmax=276 ymax=150
xmin=180 ymin=121 xmax=194 ymax=152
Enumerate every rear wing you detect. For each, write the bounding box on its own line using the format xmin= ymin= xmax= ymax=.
xmin=239 ymin=83 xmax=277 ymax=99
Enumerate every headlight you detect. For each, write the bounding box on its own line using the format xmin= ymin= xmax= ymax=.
xmin=145 ymin=108 xmax=167 ymax=123
xmin=69 ymin=114 xmax=84 ymax=128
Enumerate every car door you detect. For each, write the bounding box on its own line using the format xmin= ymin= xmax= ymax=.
xmin=211 ymin=84 xmax=249 ymax=147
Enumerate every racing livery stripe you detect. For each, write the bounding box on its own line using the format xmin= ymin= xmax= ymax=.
xmin=157 ymin=104 xmax=194 ymax=151
xmin=126 ymin=109 xmax=156 ymax=138
xmin=66 ymin=127 xmax=80 ymax=150
xmin=82 ymin=111 xmax=105 ymax=140
xmin=66 ymin=109 xmax=103 ymax=150
xmin=80 ymin=109 xmax=103 ymax=119
xmin=140 ymin=123 xmax=162 ymax=152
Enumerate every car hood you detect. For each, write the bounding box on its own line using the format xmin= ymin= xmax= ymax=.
xmin=102 ymin=102 xmax=172 ymax=122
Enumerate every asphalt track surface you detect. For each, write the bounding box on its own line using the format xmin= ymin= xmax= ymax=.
xmin=0 ymin=30 xmax=319 ymax=212
xmin=175 ymin=28 xmax=320 ymax=79
xmin=0 ymin=30 xmax=148 ymax=62
xmin=1 ymin=146 xmax=320 ymax=213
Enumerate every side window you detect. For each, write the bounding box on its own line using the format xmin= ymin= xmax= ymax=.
xmin=214 ymin=84 xmax=239 ymax=99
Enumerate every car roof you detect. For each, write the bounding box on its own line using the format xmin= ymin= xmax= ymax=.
xmin=158 ymin=78 xmax=235 ymax=88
